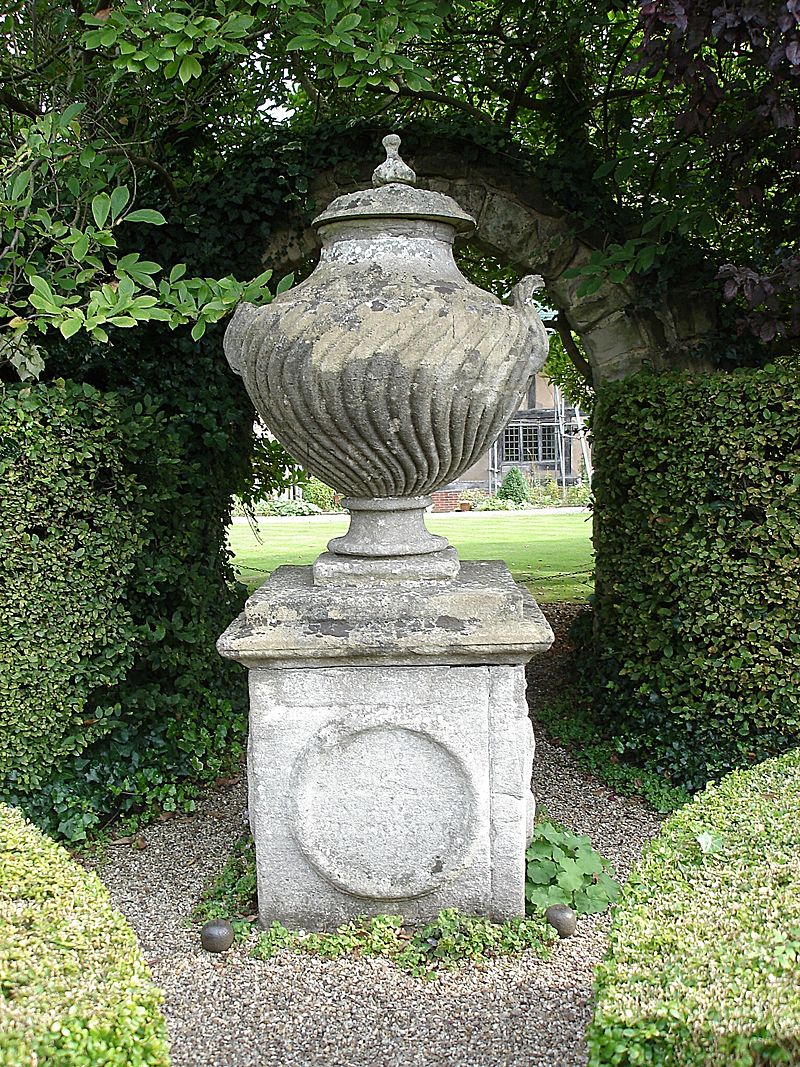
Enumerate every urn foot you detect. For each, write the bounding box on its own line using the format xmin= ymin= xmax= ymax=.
xmin=328 ymin=496 xmax=449 ymax=558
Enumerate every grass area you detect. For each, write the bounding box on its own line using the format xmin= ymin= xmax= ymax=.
xmin=228 ymin=511 xmax=594 ymax=603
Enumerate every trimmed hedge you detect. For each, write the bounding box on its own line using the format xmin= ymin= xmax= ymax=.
xmin=0 ymin=366 xmax=251 ymax=841
xmin=588 ymin=748 xmax=800 ymax=1066
xmin=581 ymin=363 xmax=800 ymax=790
xmin=0 ymin=804 xmax=170 ymax=1065
xmin=0 ymin=382 xmax=148 ymax=794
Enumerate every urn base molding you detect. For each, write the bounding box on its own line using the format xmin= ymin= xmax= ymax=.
xmin=218 ymin=562 xmax=554 ymax=929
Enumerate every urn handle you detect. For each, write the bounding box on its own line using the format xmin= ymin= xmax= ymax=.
xmin=509 ymin=275 xmax=548 ymax=342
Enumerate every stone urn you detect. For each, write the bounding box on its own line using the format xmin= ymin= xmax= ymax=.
xmin=224 ymin=134 xmax=548 ymax=558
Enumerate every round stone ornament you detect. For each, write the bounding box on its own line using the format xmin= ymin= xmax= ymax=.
xmin=290 ymin=721 xmax=479 ymax=901
xmin=200 ymin=918 xmax=235 ymax=953
xmin=545 ymin=903 xmax=577 ymax=939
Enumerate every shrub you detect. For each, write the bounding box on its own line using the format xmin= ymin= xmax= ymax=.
xmin=578 ymin=364 xmax=800 ymax=790
xmin=1 ymin=360 xmax=251 ymax=841
xmin=527 ymin=477 xmax=563 ymax=507
xmin=476 ymin=496 xmax=527 ymax=511
xmin=497 ymin=465 xmax=531 ymax=504
xmin=565 ymin=481 xmax=593 ymax=506
xmin=588 ymin=748 xmax=800 ymax=1067
xmin=301 ymin=477 xmax=340 ymax=511
xmin=0 ymin=382 xmax=148 ymax=795
xmin=264 ymin=499 xmax=323 ymax=517
xmin=0 ymin=804 xmax=170 ymax=1066
xmin=457 ymin=488 xmax=488 ymax=506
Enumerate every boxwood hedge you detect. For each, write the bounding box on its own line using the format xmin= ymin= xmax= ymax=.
xmin=580 ymin=363 xmax=800 ymax=790
xmin=0 ymin=364 xmax=252 ymax=841
xmin=588 ymin=747 xmax=800 ymax=1066
xmin=0 ymin=803 xmax=170 ymax=1066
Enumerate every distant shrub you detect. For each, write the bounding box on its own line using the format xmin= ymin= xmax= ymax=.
xmin=476 ymin=496 xmax=527 ymax=511
xmin=565 ymin=481 xmax=593 ymax=506
xmin=497 ymin=466 xmax=531 ymax=504
xmin=302 ymin=477 xmax=340 ymax=511
xmin=527 ymin=477 xmax=563 ymax=507
xmin=0 ymin=804 xmax=170 ymax=1066
xmin=265 ymin=499 xmax=323 ymax=517
xmin=589 ymin=748 xmax=800 ymax=1067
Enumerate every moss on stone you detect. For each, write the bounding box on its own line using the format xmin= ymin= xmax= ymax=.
xmin=588 ymin=748 xmax=800 ymax=1066
xmin=0 ymin=804 xmax=170 ymax=1066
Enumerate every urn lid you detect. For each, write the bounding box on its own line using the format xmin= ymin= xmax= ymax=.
xmin=312 ymin=134 xmax=475 ymax=234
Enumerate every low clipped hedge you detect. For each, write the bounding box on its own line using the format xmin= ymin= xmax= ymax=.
xmin=0 ymin=804 xmax=170 ymax=1065
xmin=588 ymin=748 xmax=800 ymax=1066
xmin=581 ymin=363 xmax=800 ymax=790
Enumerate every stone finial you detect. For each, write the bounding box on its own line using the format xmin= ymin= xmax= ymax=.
xmin=372 ymin=134 xmax=416 ymax=187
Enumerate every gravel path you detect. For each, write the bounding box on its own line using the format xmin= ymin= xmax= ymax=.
xmin=95 ymin=608 xmax=662 ymax=1067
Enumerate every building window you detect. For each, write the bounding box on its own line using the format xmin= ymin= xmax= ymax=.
xmin=540 ymin=424 xmax=557 ymax=463
xmin=502 ymin=423 xmax=562 ymax=467
xmin=502 ymin=425 xmax=521 ymax=463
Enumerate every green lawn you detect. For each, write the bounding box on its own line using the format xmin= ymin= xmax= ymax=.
xmin=228 ymin=511 xmax=594 ymax=603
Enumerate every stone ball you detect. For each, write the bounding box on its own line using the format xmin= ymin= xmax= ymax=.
xmin=201 ymin=919 xmax=235 ymax=953
xmin=545 ymin=904 xmax=578 ymax=939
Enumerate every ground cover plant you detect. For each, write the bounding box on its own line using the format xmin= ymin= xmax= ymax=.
xmin=194 ymin=819 xmax=619 ymax=977
xmin=228 ymin=511 xmax=594 ymax=603
xmin=588 ymin=747 xmax=800 ymax=1067
xmin=0 ymin=804 xmax=170 ymax=1066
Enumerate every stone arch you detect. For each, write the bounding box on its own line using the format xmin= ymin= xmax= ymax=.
xmin=259 ymin=138 xmax=716 ymax=384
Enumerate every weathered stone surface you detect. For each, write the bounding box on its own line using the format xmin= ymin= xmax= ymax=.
xmin=223 ymin=139 xmax=549 ymax=503
xmin=245 ymin=662 xmax=536 ymax=929
xmin=326 ymin=496 xmax=448 ymax=558
xmin=217 ymin=560 xmax=553 ymax=670
xmin=312 ymin=547 xmax=460 ymax=586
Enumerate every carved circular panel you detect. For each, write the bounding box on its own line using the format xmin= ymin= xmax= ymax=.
xmin=290 ymin=723 xmax=477 ymax=901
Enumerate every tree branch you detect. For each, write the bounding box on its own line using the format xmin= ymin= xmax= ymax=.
xmin=104 ymin=148 xmax=178 ymax=196
xmin=556 ymin=313 xmax=593 ymax=384
xmin=0 ymin=87 xmax=39 ymax=119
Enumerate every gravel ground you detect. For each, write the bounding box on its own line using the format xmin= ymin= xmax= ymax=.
xmin=95 ymin=606 xmax=662 ymax=1067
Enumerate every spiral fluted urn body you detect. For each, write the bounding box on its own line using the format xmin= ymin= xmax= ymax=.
xmin=224 ymin=137 xmax=549 ymax=500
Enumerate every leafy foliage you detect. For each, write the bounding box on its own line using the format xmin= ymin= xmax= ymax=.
xmin=578 ymin=363 xmax=800 ymax=790
xmin=251 ymin=909 xmax=554 ymax=978
xmin=301 ymin=477 xmax=341 ymax=511
xmin=0 ymin=381 xmax=147 ymax=798
xmin=0 ymin=804 xmax=170 ymax=1066
xmin=535 ymin=696 xmax=690 ymax=815
xmin=497 ymin=466 xmax=531 ymax=504
xmin=0 ymin=331 xmax=259 ymax=841
xmin=525 ymin=820 xmax=620 ymax=915
xmin=588 ymin=747 xmax=800 ymax=1066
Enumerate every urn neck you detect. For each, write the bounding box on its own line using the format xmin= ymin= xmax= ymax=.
xmin=318 ymin=219 xmax=457 ymax=268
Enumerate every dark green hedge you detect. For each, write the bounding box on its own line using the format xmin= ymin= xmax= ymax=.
xmin=0 ymin=382 xmax=147 ymax=792
xmin=0 ymin=357 xmax=252 ymax=841
xmin=588 ymin=747 xmax=800 ymax=1066
xmin=0 ymin=803 xmax=170 ymax=1065
xmin=579 ymin=363 xmax=800 ymax=790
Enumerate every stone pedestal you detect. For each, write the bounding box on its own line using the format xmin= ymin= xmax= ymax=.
xmin=218 ymin=561 xmax=553 ymax=929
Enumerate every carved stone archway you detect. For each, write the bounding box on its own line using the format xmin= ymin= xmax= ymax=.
xmin=260 ymin=138 xmax=715 ymax=385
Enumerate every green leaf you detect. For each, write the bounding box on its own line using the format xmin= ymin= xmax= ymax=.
xmin=59 ymin=316 xmax=83 ymax=339
xmin=191 ymin=320 xmax=206 ymax=341
xmin=169 ymin=263 xmax=187 ymax=283
xmin=123 ymin=209 xmax=167 ymax=226
xmin=178 ymin=56 xmax=202 ymax=83
xmin=336 ymin=13 xmax=362 ymax=32
xmin=91 ymin=193 xmax=112 ymax=229
xmin=275 ymin=273 xmax=294 ymax=295
xmin=12 ymin=170 xmax=32 ymax=200
xmin=110 ymin=186 xmax=130 ymax=220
